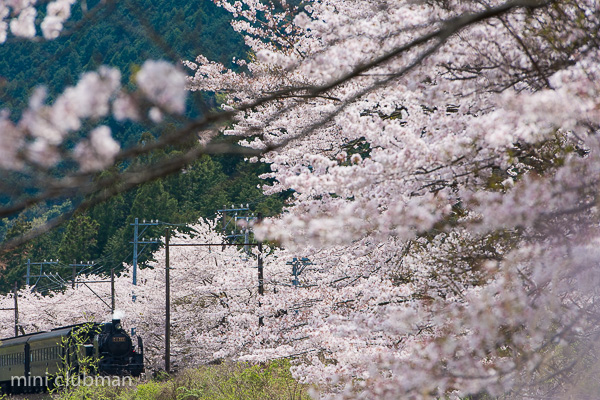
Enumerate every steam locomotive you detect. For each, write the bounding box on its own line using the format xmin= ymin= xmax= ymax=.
xmin=0 ymin=319 xmax=143 ymax=393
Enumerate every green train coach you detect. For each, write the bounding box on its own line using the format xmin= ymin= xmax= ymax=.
xmin=0 ymin=319 xmax=143 ymax=393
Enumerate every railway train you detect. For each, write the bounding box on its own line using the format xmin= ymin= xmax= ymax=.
xmin=0 ymin=319 xmax=143 ymax=393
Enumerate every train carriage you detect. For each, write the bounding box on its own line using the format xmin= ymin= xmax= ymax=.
xmin=0 ymin=319 xmax=143 ymax=393
xmin=28 ymin=328 xmax=70 ymax=383
xmin=0 ymin=335 xmax=28 ymax=386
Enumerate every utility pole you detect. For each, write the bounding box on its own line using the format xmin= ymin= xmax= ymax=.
xmin=165 ymin=228 xmax=171 ymax=373
xmin=221 ymin=207 xmax=226 ymax=237
xmin=13 ymin=282 xmax=18 ymax=337
xmin=111 ymin=269 xmax=115 ymax=313
xmin=69 ymin=261 xmax=93 ymax=289
xmin=26 ymin=259 xmax=30 ymax=286
xmin=0 ymin=283 xmax=21 ymax=336
xmin=72 ymin=259 xmax=76 ymax=288
xmin=286 ymin=257 xmax=313 ymax=287
xmin=131 ymin=219 xmax=160 ymax=288
xmin=133 ymin=218 xmax=138 ymax=284
xmin=257 ymin=213 xmax=264 ymax=327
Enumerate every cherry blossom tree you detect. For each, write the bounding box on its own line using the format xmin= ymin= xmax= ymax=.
xmin=122 ymin=221 xmax=258 ymax=369
xmin=181 ymin=0 xmax=600 ymax=398
xmin=0 ymin=221 xmax=258 ymax=371
xmin=1 ymin=0 xmax=600 ymax=398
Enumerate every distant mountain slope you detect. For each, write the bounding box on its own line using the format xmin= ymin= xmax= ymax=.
xmin=0 ymin=0 xmax=247 ymax=124
xmin=0 ymin=0 xmax=289 ymax=293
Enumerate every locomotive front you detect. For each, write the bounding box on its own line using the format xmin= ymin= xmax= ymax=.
xmin=96 ymin=319 xmax=144 ymax=376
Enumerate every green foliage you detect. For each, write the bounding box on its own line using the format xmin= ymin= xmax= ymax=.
xmin=58 ymin=215 xmax=100 ymax=263
xmin=0 ymin=152 xmax=290 ymax=292
xmin=0 ymin=0 xmax=248 ymax=117
xmin=90 ymin=194 xmax=128 ymax=255
xmin=130 ymin=182 xmax=181 ymax=224
xmin=134 ymin=381 xmax=164 ymax=399
xmin=53 ymin=360 xmax=311 ymax=400
xmin=0 ymin=215 xmax=33 ymax=288
xmin=164 ymin=155 xmax=229 ymax=219
xmin=52 ymin=321 xmax=102 ymax=394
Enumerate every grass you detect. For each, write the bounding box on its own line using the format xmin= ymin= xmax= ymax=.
xmin=53 ymin=360 xmax=311 ymax=400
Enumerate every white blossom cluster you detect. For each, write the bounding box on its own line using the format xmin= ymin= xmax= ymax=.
xmin=136 ymin=60 xmax=188 ymax=121
xmin=41 ymin=0 xmax=76 ymax=39
xmin=0 ymin=60 xmax=188 ymax=174
xmin=0 ymin=0 xmax=76 ymax=42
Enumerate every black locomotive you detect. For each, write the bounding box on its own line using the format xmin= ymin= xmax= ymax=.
xmin=0 ymin=319 xmax=143 ymax=393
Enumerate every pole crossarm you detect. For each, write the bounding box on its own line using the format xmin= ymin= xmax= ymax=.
xmin=24 ymin=259 xmax=59 ymax=289
xmin=286 ymin=257 xmax=313 ymax=287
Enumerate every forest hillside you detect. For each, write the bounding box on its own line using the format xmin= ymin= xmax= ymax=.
xmin=0 ymin=0 xmax=286 ymax=292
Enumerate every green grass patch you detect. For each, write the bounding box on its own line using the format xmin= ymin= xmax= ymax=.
xmin=54 ymin=360 xmax=311 ymax=400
